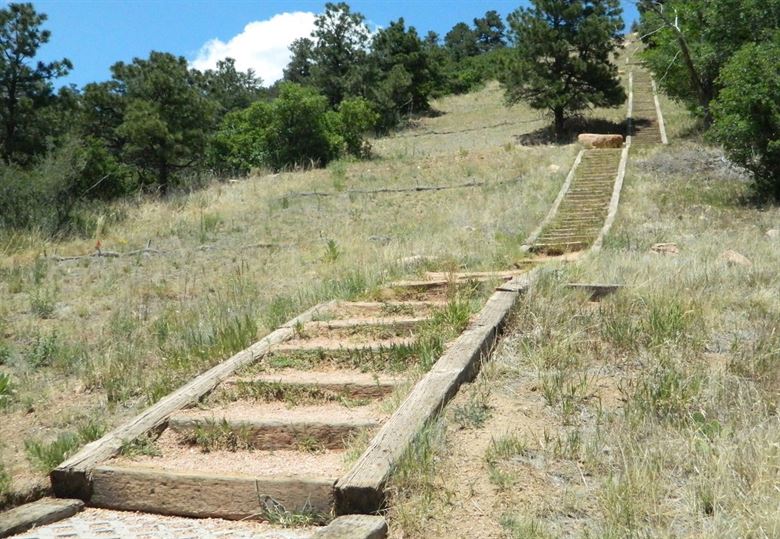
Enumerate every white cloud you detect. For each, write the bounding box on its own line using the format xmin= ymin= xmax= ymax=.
xmin=191 ymin=11 xmax=316 ymax=84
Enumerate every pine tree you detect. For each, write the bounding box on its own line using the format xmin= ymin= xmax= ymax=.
xmin=0 ymin=2 xmax=71 ymax=164
xmin=284 ymin=38 xmax=315 ymax=84
xmin=473 ymin=10 xmax=506 ymax=53
xmin=310 ymin=2 xmax=370 ymax=106
xmin=501 ymin=0 xmax=626 ymax=140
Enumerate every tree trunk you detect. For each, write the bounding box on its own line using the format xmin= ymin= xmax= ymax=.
xmin=645 ymin=3 xmax=712 ymax=124
xmin=158 ymin=164 xmax=170 ymax=195
xmin=553 ymin=108 xmax=566 ymax=142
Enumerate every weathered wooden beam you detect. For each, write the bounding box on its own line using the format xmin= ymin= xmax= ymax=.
xmin=51 ymin=301 xmax=336 ymax=501
xmin=0 ymin=498 xmax=83 ymax=538
xmin=89 ymin=466 xmax=334 ymax=519
xmin=167 ymin=416 xmax=379 ymax=450
xmin=304 ymin=317 xmax=428 ymax=331
xmin=313 ymin=515 xmax=388 ymax=539
xmin=223 ymin=372 xmax=398 ymax=400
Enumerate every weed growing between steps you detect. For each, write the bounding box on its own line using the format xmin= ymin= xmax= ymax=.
xmin=182 ymin=418 xmax=254 ymax=453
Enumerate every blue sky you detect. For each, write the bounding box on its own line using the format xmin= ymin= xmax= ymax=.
xmin=32 ymin=0 xmax=639 ymax=89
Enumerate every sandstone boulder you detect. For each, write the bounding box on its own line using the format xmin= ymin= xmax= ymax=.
xmin=578 ymin=133 xmax=624 ymax=149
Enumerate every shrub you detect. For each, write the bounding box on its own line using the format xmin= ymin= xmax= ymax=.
xmin=710 ymin=39 xmax=780 ymax=201
xmin=209 ymin=84 xmax=375 ymax=174
xmin=337 ymin=97 xmax=378 ymax=157
xmin=25 ymin=432 xmax=81 ymax=473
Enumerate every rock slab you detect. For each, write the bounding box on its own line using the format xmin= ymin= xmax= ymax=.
xmin=578 ymin=133 xmax=624 ymax=149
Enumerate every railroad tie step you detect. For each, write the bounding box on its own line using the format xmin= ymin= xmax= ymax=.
xmin=331 ymin=300 xmax=448 ymax=319
xmin=423 ymin=268 xmax=532 ymax=281
xmin=167 ymin=415 xmax=379 ymax=450
xmin=264 ymin=338 xmax=418 ymax=370
xmin=89 ymin=465 xmax=335 ymax=519
xmin=221 ymin=370 xmax=399 ymax=400
xmin=530 ymin=240 xmax=588 ymax=254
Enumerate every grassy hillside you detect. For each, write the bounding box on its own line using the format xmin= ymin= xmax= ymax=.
xmin=387 ymin=90 xmax=780 ymax=537
xmin=0 ymin=81 xmax=583 ymax=506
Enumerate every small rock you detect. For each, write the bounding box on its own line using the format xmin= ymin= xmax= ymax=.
xmin=766 ymin=228 xmax=779 ymax=239
xmin=719 ymin=249 xmax=752 ymax=267
xmin=548 ymin=164 xmax=561 ymax=173
xmin=578 ymin=133 xmax=624 ymax=149
xmin=650 ymin=242 xmax=679 ymax=255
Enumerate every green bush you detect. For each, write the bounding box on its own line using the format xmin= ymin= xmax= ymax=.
xmin=710 ymin=39 xmax=780 ymax=201
xmin=0 ymin=136 xmax=129 ymax=235
xmin=337 ymin=97 xmax=378 ymax=156
xmin=210 ymin=84 xmax=375 ymax=174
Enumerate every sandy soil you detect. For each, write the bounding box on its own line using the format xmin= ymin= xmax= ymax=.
xmin=326 ymin=301 xmax=447 ymax=320
xmin=174 ymin=400 xmax=387 ymax=424
xmin=110 ymin=430 xmax=348 ymax=478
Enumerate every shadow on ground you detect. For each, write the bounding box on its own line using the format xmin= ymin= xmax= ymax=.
xmin=516 ymin=117 xmax=636 ymax=145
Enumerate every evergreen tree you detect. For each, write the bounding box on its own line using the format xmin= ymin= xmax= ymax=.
xmin=110 ymin=52 xmax=217 ymax=191
xmin=284 ymin=37 xmax=315 ymax=84
xmin=0 ymin=2 xmax=71 ymax=164
xmin=310 ymin=2 xmax=370 ymax=106
xmin=368 ymin=18 xmax=432 ymax=121
xmin=444 ymin=22 xmax=479 ymax=61
xmin=501 ymin=0 xmax=626 ymax=140
xmin=711 ymin=39 xmax=780 ymax=200
xmin=200 ymin=58 xmax=264 ymax=117
xmin=474 ymin=10 xmax=506 ymax=53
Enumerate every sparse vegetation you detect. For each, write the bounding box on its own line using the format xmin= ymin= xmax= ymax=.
xmin=382 ymin=101 xmax=780 ymax=536
xmin=25 ymin=419 xmax=105 ymax=473
xmin=0 ymin=372 xmax=13 ymax=408
xmin=183 ymin=419 xmax=252 ymax=453
xmin=1 ymin=2 xmax=775 ymax=531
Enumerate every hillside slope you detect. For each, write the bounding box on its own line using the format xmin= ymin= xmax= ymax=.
xmin=387 ymin=91 xmax=780 ymax=538
xmin=0 ymin=82 xmax=579 ymax=507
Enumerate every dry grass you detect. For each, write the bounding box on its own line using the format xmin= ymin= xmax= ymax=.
xmin=0 ymin=83 xmax=576 ymax=506
xmin=386 ymin=96 xmax=780 ymax=538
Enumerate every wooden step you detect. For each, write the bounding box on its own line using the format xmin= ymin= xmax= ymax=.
xmin=222 ymin=370 xmax=399 ymax=400
xmin=423 ymin=269 xmax=530 ymax=281
xmin=274 ymin=338 xmax=414 ymax=354
xmin=168 ymin=414 xmax=379 ymax=450
xmin=305 ymin=317 xmax=427 ymax=331
xmin=530 ymin=240 xmax=587 ymax=253
xmin=90 ymin=465 xmax=335 ymax=519
xmin=329 ymin=300 xmax=447 ymax=320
